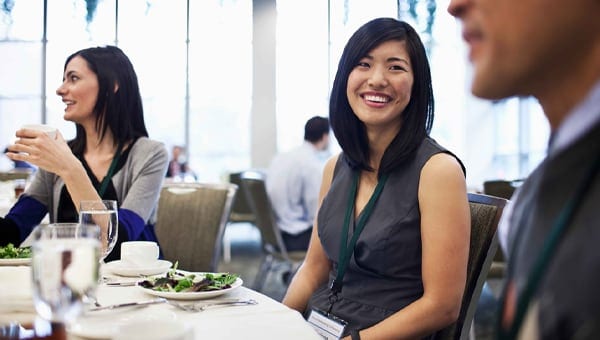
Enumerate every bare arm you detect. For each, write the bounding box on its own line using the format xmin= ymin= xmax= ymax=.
xmin=347 ymin=153 xmax=470 ymax=339
xmin=282 ymin=154 xmax=339 ymax=312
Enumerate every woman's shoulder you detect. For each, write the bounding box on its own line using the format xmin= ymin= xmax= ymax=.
xmin=130 ymin=138 xmax=167 ymax=155
xmin=131 ymin=137 xmax=165 ymax=149
xmin=128 ymin=138 xmax=168 ymax=164
xmin=418 ymin=137 xmax=466 ymax=175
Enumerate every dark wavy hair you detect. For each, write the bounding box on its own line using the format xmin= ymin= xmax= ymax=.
xmin=64 ymin=45 xmax=148 ymax=154
xmin=329 ymin=18 xmax=434 ymax=177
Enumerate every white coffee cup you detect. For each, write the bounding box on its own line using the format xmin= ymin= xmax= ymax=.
xmin=120 ymin=241 xmax=159 ymax=267
xmin=21 ymin=124 xmax=57 ymax=139
xmin=114 ymin=319 xmax=194 ymax=340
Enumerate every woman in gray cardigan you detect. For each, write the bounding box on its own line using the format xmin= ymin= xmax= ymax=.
xmin=2 ymin=46 xmax=168 ymax=262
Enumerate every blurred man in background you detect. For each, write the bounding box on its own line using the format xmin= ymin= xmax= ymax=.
xmin=266 ymin=116 xmax=330 ymax=252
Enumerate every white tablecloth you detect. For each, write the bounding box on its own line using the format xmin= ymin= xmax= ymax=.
xmin=0 ymin=266 xmax=321 ymax=340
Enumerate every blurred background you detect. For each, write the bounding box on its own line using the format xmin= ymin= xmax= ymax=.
xmin=0 ymin=0 xmax=549 ymax=190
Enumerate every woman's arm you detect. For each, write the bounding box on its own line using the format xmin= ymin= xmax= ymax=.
xmin=282 ymin=154 xmax=338 ymax=313
xmin=349 ymin=153 xmax=470 ymax=339
xmin=119 ymin=141 xmax=169 ymax=239
xmin=7 ymin=129 xmax=101 ymax=209
xmin=1 ymin=196 xmax=49 ymax=245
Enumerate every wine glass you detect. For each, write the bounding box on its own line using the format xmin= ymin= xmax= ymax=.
xmin=31 ymin=223 xmax=101 ymax=324
xmin=79 ymin=200 xmax=118 ymax=262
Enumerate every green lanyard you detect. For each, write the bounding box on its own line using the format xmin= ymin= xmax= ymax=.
xmin=328 ymin=171 xmax=389 ymax=311
xmin=97 ymin=142 xmax=123 ymax=197
xmin=498 ymin=151 xmax=600 ymax=339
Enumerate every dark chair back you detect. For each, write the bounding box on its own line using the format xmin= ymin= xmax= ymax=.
xmin=228 ymin=172 xmax=256 ymax=223
xmin=239 ymin=171 xmax=306 ymax=291
xmin=483 ymin=179 xmax=523 ymax=200
xmin=433 ymin=193 xmax=508 ymax=340
xmin=483 ymin=179 xmax=522 ymax=279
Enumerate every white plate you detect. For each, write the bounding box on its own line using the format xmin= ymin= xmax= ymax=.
xmin=105 ymin=260 xmax=172 ymax=277
xmin=138 ymin=276 xmax=243 ymax=300
xmin=0 ymin=258 xmax=31 ymax=266
xmin=69 ymin=307 xmax=176 ymax=339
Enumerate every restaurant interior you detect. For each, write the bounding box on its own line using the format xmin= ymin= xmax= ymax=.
xmin=0 ymin=0 xmax=551 ymax=339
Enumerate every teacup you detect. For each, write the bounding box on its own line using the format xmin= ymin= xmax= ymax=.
xmin=120 ymin=241 xmax=159 ymax=268
xmin=20 ymin=124 xmax=58 ymax=139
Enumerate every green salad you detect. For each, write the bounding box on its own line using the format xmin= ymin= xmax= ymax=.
xmin=138 ymin=263 xmax=239 ymax=293
xmin=0 ymin=243 xmax=32 ymax=259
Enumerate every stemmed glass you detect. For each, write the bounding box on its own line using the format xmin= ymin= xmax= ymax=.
xmin=79 ymin=200 xmax=118 ymax=263
xmin=31 ymin=223 xmax=101 ymax=325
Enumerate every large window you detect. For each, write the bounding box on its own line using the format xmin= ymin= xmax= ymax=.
xmin=0 ymin=0 xmax=252 ymax=182
xmin=0 ymin=0 xmax=44 ymax=152
xmin=0 ymin=0 xmax=549 ymax=188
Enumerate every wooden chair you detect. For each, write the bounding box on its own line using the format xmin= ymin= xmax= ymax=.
xmin=155 ymin=182 xmax=237 ymax=273
xmin=433 ymin=193 xmax=508 ymax=340
xmin=239 ymin=171 xmax=306 ymax=292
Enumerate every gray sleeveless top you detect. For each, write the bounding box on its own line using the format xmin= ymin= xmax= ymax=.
xmin=307 ymin=137 xmax=464 ymax=334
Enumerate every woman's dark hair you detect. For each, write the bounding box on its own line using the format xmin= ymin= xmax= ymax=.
xmin=329 ymin=18 xmax=434 ymax=176
xmin=64 ymin=45 xmax=148 ymax=154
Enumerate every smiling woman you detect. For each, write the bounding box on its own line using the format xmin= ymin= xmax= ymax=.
xmin=0 ymin=46 xmax=169 ymax=263
xmin=56 ymin=56 xmax=100 ymax=125
xmin=282 ymin=18 xmax=470 ymax=340
xmin=346 ymin=39 xmax=414 ymax=133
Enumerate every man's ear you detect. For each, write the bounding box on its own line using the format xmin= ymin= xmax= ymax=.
xmin=114 ymin=82 xmax=119 ymax=93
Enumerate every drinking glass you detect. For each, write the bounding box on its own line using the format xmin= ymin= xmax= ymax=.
xmin=79 ymin=200 xmax=118 ymax=262
xmin=31 ymin=223 xmax=101 ymax=323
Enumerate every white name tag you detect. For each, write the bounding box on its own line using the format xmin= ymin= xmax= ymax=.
xmin=307 ymin=308 xmax=347 ymax=340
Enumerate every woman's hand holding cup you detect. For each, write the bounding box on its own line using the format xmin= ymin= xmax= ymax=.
xmin=9 ymin=124 xmax=79 ymax=177
xmin=19 ymin=124 xmax=58 ymax=139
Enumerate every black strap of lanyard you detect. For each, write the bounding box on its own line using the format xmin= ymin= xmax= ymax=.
xmin=328 ymin=171 xmax=389 ymax=312
xmin=97 ymin=142 xmax=123 ymax=197
xmin=498 ymin=151 xmax=600 ymax=339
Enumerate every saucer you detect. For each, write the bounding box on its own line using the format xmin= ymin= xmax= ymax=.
xmin=0 ymin=258 xmax=31 ymax=266
xmin=69 ymin=307 xmax=177 ymax=339
xmin=105 ymin=260 xmax=172 ymax=277
xmin=114 ymin=318 xmax=193 ymax=340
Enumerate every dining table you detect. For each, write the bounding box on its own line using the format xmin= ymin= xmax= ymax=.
xmin=0 ymin=263 xmax=322 ymax=340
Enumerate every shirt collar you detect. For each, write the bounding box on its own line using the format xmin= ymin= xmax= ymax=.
xmin=549 ymin=79 xmax=600 ymax=156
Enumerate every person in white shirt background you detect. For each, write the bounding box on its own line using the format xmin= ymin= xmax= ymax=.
xmin=266 ymin=116 xmax=330 ymax=252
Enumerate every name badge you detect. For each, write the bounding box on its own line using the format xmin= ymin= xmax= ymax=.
xmin=307 ymin=308 xmax=347 ymax=339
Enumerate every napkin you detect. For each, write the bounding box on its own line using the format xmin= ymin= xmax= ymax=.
xmin=0 ymin=266 xmax=34 ymax=312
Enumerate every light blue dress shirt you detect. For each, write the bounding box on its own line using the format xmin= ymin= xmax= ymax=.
xmin=498 ymin=79 xmax=600 ymax=254
xmin=266 ymin=142 xmax=328 ymax=235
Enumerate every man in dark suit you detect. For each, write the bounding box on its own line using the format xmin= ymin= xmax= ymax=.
xmin=448 ymin=0 xmax=600 ymax=338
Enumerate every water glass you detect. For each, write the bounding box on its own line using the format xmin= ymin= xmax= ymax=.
xmin=79 ymin=200 xmax=118 ymax=262
xmin=31 ymin=223 xmax=101 ymax=323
